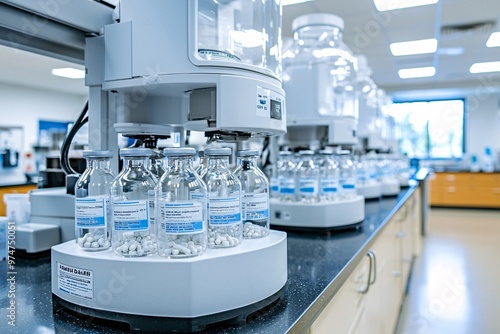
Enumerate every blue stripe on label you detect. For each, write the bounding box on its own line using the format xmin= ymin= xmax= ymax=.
xmin=299 ymin=188 xmax=315 ymax=193
xmin=271 ymin=186 xmax=279 ymax=192
xmin=280 ymin=188 xmax=295 ymax=194
xmin=114 ymin=220 xmax=148 ymax=231
xmin=76 ymin=216 xmax=105 ymax=228
xmin=246 ymin=209 xmax=269 ymax=218
xmin=342 ymin=184 xmax=356 ymax=189
xmin=210 ymin=213 xmax=241 ymax=225
xmin=165 ymin=221 xmax=203 ymax=233
xmin=322 ymin=187 xmax=338 ymax=193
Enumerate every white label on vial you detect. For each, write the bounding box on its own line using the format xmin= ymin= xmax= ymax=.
xmin=270 ymin=177 xmax=279 ymax=194
xmin=148 ymin=190 xmax=155 ymax=227
xmin=113 ymin=200 xmax=149 ymax=231
xmin=209 ymin=197 xmax=241 ymax=225
xmin=162 ymin=202 xmax=203 ymax=234
xmin=190 ymin=192 xmax=206 ymax=201
xmin=279 ymin=178 xmax=295 ymax=194
xmin=321 ymin=179 xmax=339 ymax=193
xmin=75 ymin=197 xmax=106 ymax=228
xmin=299 ymin=178 xmax=317 ymax=194
xmin=57 ymin=262 xmax=93 ymax=300
xmin=242 ymin=193 xmax=269 ymax=220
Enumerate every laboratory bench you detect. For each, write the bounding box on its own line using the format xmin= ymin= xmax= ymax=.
xmin=0 ymin=180 xmax=425 ymax=334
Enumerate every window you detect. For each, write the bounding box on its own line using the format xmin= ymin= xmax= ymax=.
xmin=387 ymin=99 xmax=464 ymax=158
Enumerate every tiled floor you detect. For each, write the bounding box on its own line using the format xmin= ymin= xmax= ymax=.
xmin=395 ymin=208 xmax=500 ymax=334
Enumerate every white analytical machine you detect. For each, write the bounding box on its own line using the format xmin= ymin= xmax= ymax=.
xmin=5 ymin=0 xmax=289 ymax=331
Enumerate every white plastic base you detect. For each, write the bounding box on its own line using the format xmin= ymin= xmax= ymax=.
xmin=399 ymin=176 xmax=410 ymax=187
xmin=381 ymin=181 xmax=401 ymax=196
xmin=51 ymin=231 xmax=287 ymax=318
xmin=357 ymin=183 xmax=381 ymax=199
xmin=270 ymin=195 xmax=365 ymax=230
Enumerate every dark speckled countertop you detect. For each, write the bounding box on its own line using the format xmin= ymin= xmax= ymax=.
xmin=0 ymin=186 xmax=418 ymax=334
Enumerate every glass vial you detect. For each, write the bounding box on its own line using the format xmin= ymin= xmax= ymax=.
xmin=338 ymin=151 xmax=357 ymax=200
xmin=233 ymin=150 xmax=270 ymax=239
xmin=75 ymin=150 xmax=115 ymax=251
xmin=277 ymin=151 xmax=296 ymax=202
xmin=296 ymin=150 xmax=319 ymax=203
xmin=317 ymin=150 xmax=340 ymax=202
xmin=111 ymin=148 xmax=158 ymax=257
xmin=203 ymin=148 xmax=242 ymax=248
xmin=157 ymin=147 xmax=207 ymax=258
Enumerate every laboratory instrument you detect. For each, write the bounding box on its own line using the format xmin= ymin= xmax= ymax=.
xmin=46 ymin=1 xmax=288 ymax=331
xmin=271 ymin=13 xmax=364 ymax=231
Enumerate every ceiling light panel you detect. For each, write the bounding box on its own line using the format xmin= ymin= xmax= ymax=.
xmin=282 ymin=0 xmax=313 ymax=6
xmin=390 ymin=38 xmax=438 ymax=56
xmin=374 ymin=0 xmax=438 ymax=11
xmin=398 ymin=66 xmax=436 ymax=79
xmin=486 ymin=32 xmax=500 ymax=47
xmin=469 ymin=61 xmax=500 ymax=74
xmin=51 ymin=68 xmax=85 ymax=79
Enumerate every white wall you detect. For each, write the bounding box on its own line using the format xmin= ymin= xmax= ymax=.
xmin=0 ymin=82 xmax=87 ymax=152
xmin=466 ymin=94 xmax=500 ymax=165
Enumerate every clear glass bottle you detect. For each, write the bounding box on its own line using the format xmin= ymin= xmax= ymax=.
xmin=269 ymin=156 xmax=281 ymax=199
xmin=75 ymin=150 xmax=115 ymax=251
xmin=203 ymin=148 xmax=242 ymax=248
xmin=111 ymin=148 xmax=158 ymax=257
xmin=296 ymin=150 xmax=319 ymax=203
xmin=277 ymin=151 xmax=296 ymax=202
xmin=233 ymin=150 xmax=270 ymax=239
xmin=157 ymin=147 xmax=207 ymax=258
xmin=283 ymin=14 xmax=358 ymax=119
xmin=356 ymin=55 xmax=381 ymax=141
xmin=317 ymin=150 xmax=340 ymax=202
xmin=354 ymin=156 xmax=368 ymax=187
xmin=338 ymin=151 xmax=357 ymax=200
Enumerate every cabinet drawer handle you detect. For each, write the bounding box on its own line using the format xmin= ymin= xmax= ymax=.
xmin=446 ymin=175 xmax=456 ymax=181
xmin=368 ymin=250 xmax=377 ymax=285
xmin=357 ymin=252 xmax=373 ymax=294
xmin=446 ymin=187 xmax=456 ymax=193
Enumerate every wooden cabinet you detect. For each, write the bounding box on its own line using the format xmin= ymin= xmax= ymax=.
xmin=309 ymin=192 xmax=420 ymax=334
xmin=430 ymin=172 xmax=500 ymax=208
xmin=0 ymin=184 xmax=37 ymax=216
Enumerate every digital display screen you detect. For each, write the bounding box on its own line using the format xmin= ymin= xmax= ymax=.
xmin=270 ymin=100 xmax=282 ymax=120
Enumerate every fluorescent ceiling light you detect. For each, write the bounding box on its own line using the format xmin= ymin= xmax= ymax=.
xmin=469 ymin=61 xmax=500 ymax=74
xmin=398 ymin=66 xmax=436 ymax=79
xmin=390 ymin=38 xmax=437 ymax=56
xmin=374 ymin=0 xmax=438 ymax=11
xmin=51 ymin=67 xmax=85 ymax=79
xmin=486 ymin=32 xmax=500 ymax=47
xmin=282 ymin=0 xmax=312 ymax=6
